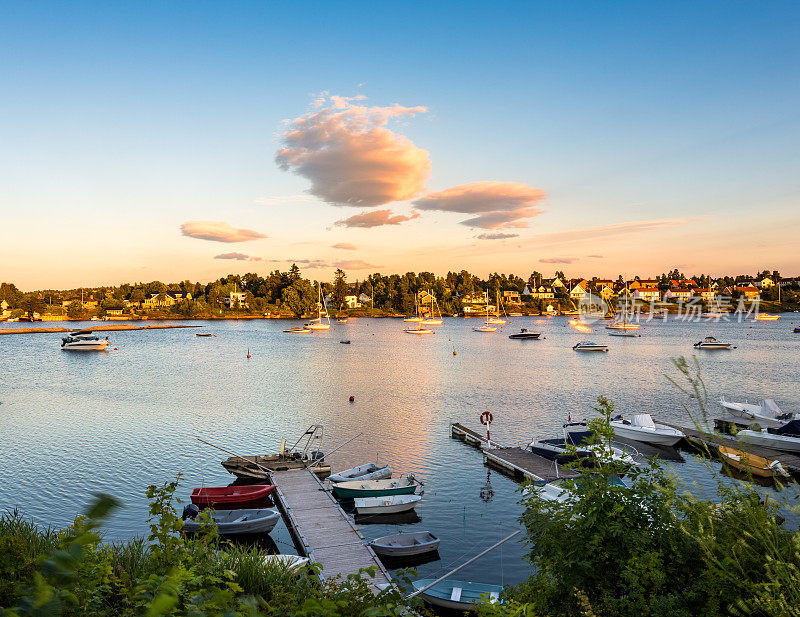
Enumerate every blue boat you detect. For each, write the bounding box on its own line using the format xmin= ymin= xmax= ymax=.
xmin=411 ymin=578 xmax=502 ymax=611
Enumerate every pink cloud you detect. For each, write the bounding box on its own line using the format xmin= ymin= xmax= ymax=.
xmin=276 ymin=95 xmax=431 ymax=207
xmin=540 ymin=257 xmax=576 ymax=264
xmin=334 ymin=209 xmax=421 ymax=228
xmin=335 ymin=259 xmax=382 ymax=270
xmin=331 ymin=242 xmax=358 ymax=250
xmin=181 ymin=221 xmax=267 ymax=243
xmin=413 ymin=181 xmax=546 ymax=229
xmin=214 ymin=252 xmax=250 ymax=260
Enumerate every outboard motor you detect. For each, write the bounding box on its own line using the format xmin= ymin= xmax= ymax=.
xmin=182 ymin=504 xmax=200 ymax=521
xmin=310 ymin=450 xmax=324 ymax=461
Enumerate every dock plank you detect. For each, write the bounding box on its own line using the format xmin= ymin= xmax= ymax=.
xmin=270 ymin=468 xmax=390 ymax=590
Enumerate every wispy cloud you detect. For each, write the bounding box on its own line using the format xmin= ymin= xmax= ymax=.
xmin=331 ymin=242 xmax=358 ymax=250
xmin=334 ymin=209 xmax=420 ymax=228
xmin=477 ymin=232 xmax=519 ymax=240
xmin=334 ymin=259 xmax=381 ymax=270
xmin=276 ymin=94 xmax=430 ymax=207
xmin=587 ymin=254 xmax=604 ymax=258
xmin=214 ymin=252 xmax=264 ymax=262
xmin=539 ymin=257 xmax=575 ymax=264
xmin=181 ymin=221 xmax=267 ymax=243
xmin=528 ymin=217 xmax=706 ymax=246
xmin=413 ymin=181 xmax=546 ymax=229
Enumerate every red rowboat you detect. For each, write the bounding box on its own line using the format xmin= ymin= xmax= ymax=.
xmin=190 ymin=485 xmax=275 ymax=507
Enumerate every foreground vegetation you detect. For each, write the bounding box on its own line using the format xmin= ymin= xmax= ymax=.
xmin=2 ymin=369 xmax=799 ymax=616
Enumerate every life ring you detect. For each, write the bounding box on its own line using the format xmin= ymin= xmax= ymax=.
xmin=480 ymin=411 xmax=493 ymax=426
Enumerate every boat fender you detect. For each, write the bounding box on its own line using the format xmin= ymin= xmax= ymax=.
xmin=182 ymin=504 xmax=200 ymax=520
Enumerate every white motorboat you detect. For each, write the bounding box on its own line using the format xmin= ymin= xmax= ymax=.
xmin=473 ymin=325 xmax=497 ymax=333
xmin=608 ymin=330 xmax=641 ymax=337
xmin=328 ymin=463 xmax=392 ymax=484
xmin=181 ymin=507 xmax=280 ymax=536
xmin=528 ymin=422 xmax=637 ymax=467
xmin=610 ymin=414 xmax=685 ymax=447
xmin=284 ymin=326 xmax=311 ymax=333
xmin=694 ymin=336 xmax=734 ymax=349
xmin=411 ymin=579 xmax=502 ymax=611
xmin=572 ymin=341 xmax=608 ymax=352
xmin=262 ymin=554 xmax=311 ymax=571
xmin=524 ymin=479 xmax=574 ymax=504
xmin=720 ymin=398 xmax=800 ymax=429
xmin=421 ymin=318 xmax=443 ymax=325
xmin=60 ymin=331 xmax=110 ymax=351
xmin=508 ymin=328 xmax=541 ymax=340
xmin=354 ymin=494 xmax=421 ymax=515
xmin=736 ymin=420 xmax=800 ymax=453
xmin=369 ymin=531 xmax=440 ymax=557
xmin=404 ymin=326 xmax=434 ymax=334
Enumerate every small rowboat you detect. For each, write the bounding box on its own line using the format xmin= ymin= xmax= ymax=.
xmin=369 ymin=531 xmax=439 ymax=557
xmin=284 ymin=326 xmax=312 ymax=333
xmin=196 ymin=333 xmax=213 ymax=337
xmin=411 ymin=579 xmax=502 ymax=611
xmin=354 ymin=494 xmax=421 ymax=515
xmin=328 ymin=463 xmax=392 ymax=484
xmin=719 ymin=446 xmax=789 ymax=478
xmin=182 ymin=508 xmax=280 ymax=535
xmin=190 ymin=485 xmax=275 ymax=507
xmin=331 ymin=476 xmax=420 ymax=499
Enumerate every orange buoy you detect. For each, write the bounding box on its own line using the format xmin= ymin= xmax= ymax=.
xmin=247 ymin=347 xmax=251 ymax=358
xmin=349 ymin=395 xmax=355 ymax=402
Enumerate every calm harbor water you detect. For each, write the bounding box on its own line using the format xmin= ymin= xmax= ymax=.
xmin=1 ymin=315 xmax=799 ymax=586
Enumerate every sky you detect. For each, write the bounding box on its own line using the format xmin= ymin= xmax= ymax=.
xmin=1 ymin=1 xmax=799 ymax=290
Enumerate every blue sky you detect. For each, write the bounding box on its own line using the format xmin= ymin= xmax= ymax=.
xmin=2 ymin=1 xmax=799 ymax=288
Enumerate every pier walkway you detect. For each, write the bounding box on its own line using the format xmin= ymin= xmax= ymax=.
xmin=451 ymin=423 xmax=580 ymax=482
xmin=269 ymin=468 xmax=391 ymax=590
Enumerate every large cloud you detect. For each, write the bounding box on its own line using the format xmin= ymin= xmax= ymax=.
xmin=334 ymin=259 xmax=381 ymax=270
xmin=334 ymin=209 xmax=420 ymax=228
xmin=181 ymin=221 xmax=267 ymax=243
xmin=276 ymin=95 xmax=431 ymax=207
xmin=413 ymin=181 xmax=546 ymax=229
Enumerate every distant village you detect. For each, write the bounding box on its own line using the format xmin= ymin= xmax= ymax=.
xmin=1 ymin=267 xmax=796 ymax=322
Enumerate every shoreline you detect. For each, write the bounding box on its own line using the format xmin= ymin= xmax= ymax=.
xmin=0 ymin=324 xmax=203 ymax=335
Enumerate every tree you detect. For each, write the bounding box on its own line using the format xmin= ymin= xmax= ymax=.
xmin=281 ymin=279 xmax=315 ymax=317
xmin=332 ymin=269 xmax=348 ymax=309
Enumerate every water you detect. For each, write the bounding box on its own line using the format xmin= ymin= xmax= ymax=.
xmin=1 ymin=315 xmax=799 ymax=586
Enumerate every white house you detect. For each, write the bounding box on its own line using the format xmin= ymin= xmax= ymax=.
xmin=569 ymin=280 xmax=589 ymax=300
xmin=224 ymin=292 xmax=248 ymax=308
xmin=633 ymin=287 xmax=661 ymax=302
xmin=344 ymin=295 xmax=362 ymax=309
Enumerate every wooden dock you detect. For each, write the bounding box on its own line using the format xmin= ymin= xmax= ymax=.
xmin=664 ymin=422 xmax=800 ymax=476
xmin=269 ymin=468 xmax=391 ymax=590
xmin=451 ymin=423 xmax=580 ymax=482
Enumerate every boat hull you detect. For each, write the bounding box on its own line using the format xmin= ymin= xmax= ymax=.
xmin=719 ymin=446 xmax=784 ymax=478
xmin=369 ymin=531 xmax=439 ymax=557
xmin=354 ymin=495 xmax=421 ymax=514
xmin=610 ymin=423 xmax=683 ymax=447
xmin=737 ymin=431 xmax=800 ymax=453
xmin=62 ymin=341 xmax=110 ymax=351
xmin=190 ymin=485 xmax=275 ymax=507
xmin=404 ymin=328 xmax=434 ymax=334
xmin=328 ymin=464 xmax=392 ymax=483
xmin=183 ymin=508 xmax=280 ymax=535
xmin=221 ymin=455 xmax=329 ymax=479
xmin=411 ymin=579 xmax=502 ymax=611
xmin=332 ymin=484 xmax=418 ymax=499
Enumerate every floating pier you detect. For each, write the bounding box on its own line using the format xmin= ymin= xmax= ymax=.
xmin=269 ymin=468 xmax=391 ymax=590
xmin=450 ymin=423 xmax=580 ymax=482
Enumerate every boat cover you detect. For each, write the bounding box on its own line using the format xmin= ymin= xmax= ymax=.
xmin=763 ymin=399 xmax=783 ymax=417
xmin=775 ymin=420 xmax=800 ymax=436
xmin=630 ymin=414 xmax=656 ymax=429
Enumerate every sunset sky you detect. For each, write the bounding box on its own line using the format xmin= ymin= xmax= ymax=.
xmin=2 ymin=2 xmax=799 ymax=289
